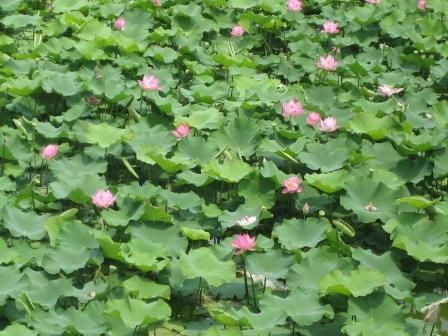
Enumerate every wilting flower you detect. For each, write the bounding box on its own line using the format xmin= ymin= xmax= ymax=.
xmin=319 ymin=117 xmax=338 ymax=132
xmin=321 ymin=21 xmax=339 ymax=34
xmin=92 ymin=189 xmax=116 ymax=209
xmin=236 ymin=216 xmax=257 ymax=227
xmin=365 ymin=0 xmax=382 ymax=3
xmin=282 ymin=99 xmax=304 ymax=117
xmin=317 ymin=55 xmax=338 ymax=71
xmin=306 ymin=112 xmax=322 ymax=126
xmin=282 ymin=176 xmax=303 ymax=194
xmin=138 ymin=75 xmax=160 ymax=91
xmin=378 ymin=84 xmax=404 ymax=97
xmin=40 ymin=144 xmax=59 ymax=160
xmin=231 ymin=25 xmax=245 ymax=37
xmin=114 ymin=18 xmax=126 ymax=30
xmin=287 ymin=0 xmax=303 ymax=12
xmin=152 ymin=0 xmax=161 ymax=6
xmin=364 ymin=201 xmax=378 ymax=212
xmin=417 ymin=0 xmax=426 ymax=10
xmin=302 ymin=202 xmax=310 ymax=215
xmin=171 ymin=124 xmax=190 ymax=139
xmin=85 ymin=95 xmax=102 ymax=106
xmin=231 ymin=234 xmax=256 ymax=255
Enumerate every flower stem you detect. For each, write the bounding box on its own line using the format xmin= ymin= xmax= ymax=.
xmin=241 ymin=255 xmax=250 ymax=306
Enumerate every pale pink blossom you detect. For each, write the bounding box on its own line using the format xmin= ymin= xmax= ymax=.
xmin=171 ymin=124 xmax=190 ymax=139
xmin=231 ymin=25 xmax=245 ymax=37
xmin=282 ymin=99 xmax=304 ymax=118
xmin=231 ymin=234 xmax=256 ymax=255
xmin=114 ymin=18 xmax=126 ymax=30
xmin=306 ymin=112 xmax=322 ymax=126
xmin=365 ymin=0 xmax=382 ymax=3
xmin=92 ymin=190 xmax=116 ymax=209
xmin=282 ymin=176 xmax=303 ymax=194
xmin=138 ymin=75 xmax=160 ymax=91
xmin=287 ymin=0 xmax=303 ymax=12
xmin=40 ymin=144 xmax=59 ymax=160
xmin=321 ymin=21 xmax=339 ymax=34
xmin=152 ymin=0 xmax=161 ymax=6
xmin=378 ymin=84 xmax=404 ymax=97
xmin=319 ymin=117 xmax=339 ymax=132
xmin=317 ymin=55 xmax=338 ymax=71
xmin=417 ymin=0 xmax=426 ymax=11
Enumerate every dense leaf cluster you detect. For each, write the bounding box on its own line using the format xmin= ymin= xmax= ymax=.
xmin=1 ymin=0 xmax=448 ymax=335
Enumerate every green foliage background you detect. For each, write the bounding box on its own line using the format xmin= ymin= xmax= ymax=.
xmin=1 ymin=0 xmax=448 ymax=335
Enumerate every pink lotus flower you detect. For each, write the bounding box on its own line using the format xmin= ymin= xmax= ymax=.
xmin=321 ymin=21 xmax=339 ymax=34
xmin=319 ymin=117 xmax=338 ymax=132
xmin=138 ymin=75 xmax=160 ymax=91
xmin=378 ymin=84 xmax=404 ymax=97
xmin=306 ymin=112 xmax=322 ymax=126
xmin=282 ymin=176 xmax=303 ymax=194
xmin=417 ymin=0 xmax=426 ymax=11
xmin=365 ymin=0 xmax=382 ymax=3
xmin=114 ymin=18 xmax=126 ymax=30
xmin=231 ymin=234 xmax=256 ymax=255
xmin=171 ymin=124 xmax=190 ymax=139
xmin=92 ymin=189 xmax=116 ymax=209
xmin=282 ymin=99 xmax=304 ymax=117
xmin=231 ymin=25 xmax=245 ymax=37
xmin=287 ymin=0 xmax=303 ymax=12
xmin=317 ymin=55 xmax=338 ymax=71
xmin=152 ymin=0 xmax=161 ymax=6
xmin=40 ymin=144 xmax=59 ymax=160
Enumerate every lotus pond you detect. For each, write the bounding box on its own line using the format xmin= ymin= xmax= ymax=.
xmin=1 ymin=0 xmax=448 ymax=335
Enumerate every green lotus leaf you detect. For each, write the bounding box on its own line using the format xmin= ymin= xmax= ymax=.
xmin=52 ymin=0 xmax=89 ymax=12
xmin=175 ymin=107 xmax=225 ymax=130
xmin=1 ymin=14 xmax=41 ymax=28
xmin=392 ymin=157 xmax=432 ymax=184
xmin=219 ymin=205 xmax=260 ymax=229
xmin=203 ymin=159 xmax=254 ymax=183
xmin=102 ymin=198 xmax=145 ymax=227
xmin=260 ymin=291 xmax=334 ymax=327
xmin=123 ymin=275 xmax=170 ymax=300
xmin=349 ymin=113 xmax=399 ymax=140
xmin=172 ymin=137 xmax=218 ymax=166
xmin=352 ymin=248 xmax=415 ymax=300
xmin=105 ymin=298 xmax=171 ymax=329
xmin=305 ymin=170 xmax=349 ymax=193
xmin=342 ymin=293 xmax=409 ymax=336
xmin=0 ymin=237 xmax=18 ymax=264
xmin=181 ymin=227 xmax=210 ymax=241
xmin=0 ymin=324 xmax=37 ymax=336
xmin=340 ymin=176 xmax=405 ymax=223
xmin=3 ymin=206 xmax=48 ymax=240
xmin=141 ymin=203 xmax=172 ymax=223
xmin=397 ymin=195 xmax=439 ymax=209
xmin=49 ymin=154 xmax=107 ymax=203
xmin=41 ymin=72 xmax=82 ymax=96
xmin=209 ymin=119 xmax=260 ymax=157
xmin=74 ymin=121 xmax=129 ymax=148
xmin=238 ymin=174 xmax=276 ymax=209
xmin=384 ymin=213 xmax=448 ymax=263
xmin=298 ymin=140 xmax=351 ymax=173
xmin=177 ymin=248 xmax=236 ymax=287
xmin=228 ymin=306 xmax=286 ymax=331
xmin=320 ymin=268 xmax=386 ymax=297
xmin=0 ymin=266 xmax=27 ymax=305
xmin=159 ymin=190 xmax=202 ymax=210
xmin=246 ymin=249 xmax=294 ymax=280
xmin=273 ymin=218 xmax=331 ymax=250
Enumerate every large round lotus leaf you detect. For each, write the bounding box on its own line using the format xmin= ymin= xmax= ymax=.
xmin=246 ymin=249 xmax=294 ymax=280
xmin=172 ymin=137 xmax=218 ymax=166
xmin=349 ymin=113 xmax=399 ymax=140
xmin=351 ymin=248 xmax=414 ymax=300
xmin=102 ymin=198 xmax=145 ymax=227
xmin=0 ymin=266 xmax=27 ymax=305
xmin=209 ymin=119 xmax=260 ymax=157
xmin=342 ymin=293 xmax=410 ymax=336
xmin=384 ymin=213 xmax=448 ymax=263
xmin=123 ymin=275 xmax=170 ymax=300
xmin=0 ymin=324 xmax=36 ymax=336
xmin=340 ymin=176 xmax=405 ymax=223
xmin=177 ymin=248 xmax=236 ymax=287
xmin=73 ymin=121 xmax=130 ymax=149
xmin=218 ymin=205 xmax=260 ymax=229
xmin=305 ymin=170 xmax=349 ymax=193
xmin=272 ymin=218 xmax=331 ymax=250
xmin=320 ymin=267 xmax=386 ymax=297
xmin=203 ymin=159 xmax=254 ymax=183
xmin=229 ymin=306 xmax=286 ymax=331
xmin=49 ymin=154 xmax=107 ymax=203
xmin=2 ymin=206 xmax=48 ymax=240
xmin=260 ymin=291 xmax=334 ymax=327
xmin=105 ymin=298 xmax=171 ymax=329
xmin=238 ymin=174 xmax=276 ymax=209
xmin=298 ymin=140 xmax=351 ymax=173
